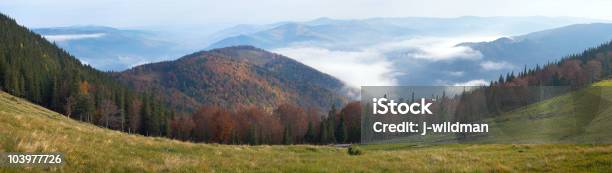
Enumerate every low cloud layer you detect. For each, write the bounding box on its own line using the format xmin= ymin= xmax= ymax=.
xmin=453 ymin=79 xmax=488 ymax=86
xmin=273 ymin=35 xmax=500 ymax=88
xmin=374 ymin=36 xmax=497 ymax=61
xmin=273 ymin=47 xmax=398 ymax=87
xmin=480 ymin=60 xmax=515 ymax=71
xmin=43 ymin=33 xmax=106 ymax=42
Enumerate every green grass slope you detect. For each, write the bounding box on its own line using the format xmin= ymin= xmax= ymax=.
xmin=0 ymin=89 xmax=611 ymax=172
xmin=482 ymin=83 xmax=612 ymax=143
xmin=383 ymin=81 xmax=612 ymax=145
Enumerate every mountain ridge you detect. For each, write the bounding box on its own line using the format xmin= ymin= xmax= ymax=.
xmin=207 ymin=16 xmax=609 ymax=50
xmin=458 ymin=23 xmax=612 ymax=67
xmin=115 ymin=45 xmax=349 ymax=113
xmin=33 ymin=25 xmax=186 ymax=71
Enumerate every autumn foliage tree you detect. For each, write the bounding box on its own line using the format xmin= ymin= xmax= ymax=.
xmin=338 ymin=101 xmax=361 ymax=143
xmin=169 ymin=102 xmax=362 ymax=145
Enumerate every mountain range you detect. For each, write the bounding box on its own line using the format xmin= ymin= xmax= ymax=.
xmin=33 ymin=26 xmax=187 ymax=71
xmin=27 ymin=16 xmax=612 ymax=88
xmin=2 ymin=12 xmax=612 ymax=172
xmin=459 ymin=23 xmax=612 ymax=68
xmin=388 ymin=23 xmax=612 ymax=85
xmin=208 ymin=16 xmax=608 ymax=50
xmin=34 ymin=16 xmax=608 ymax=73
xmin=203 ymin=17 xmax=612 ymax=86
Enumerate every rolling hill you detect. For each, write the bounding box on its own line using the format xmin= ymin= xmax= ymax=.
xmin=1 ymin=12 xmax=352 ymax=144
xmin=1 ymin=84 xmax=611 ymax=172
xmin=378 ymin=82 xmax=612 ymax=144
xmin=114 ymin=46 xmax=348 ymax=113
xmin=459 ymin=23 xmax=612 ymax=70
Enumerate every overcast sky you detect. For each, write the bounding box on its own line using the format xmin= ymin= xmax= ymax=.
xmin=1 ymin=0 xmax=611 ymax=28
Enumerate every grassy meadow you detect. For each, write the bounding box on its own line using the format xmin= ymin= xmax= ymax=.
xmin=1 ymin=83 xmax=612 ymax=172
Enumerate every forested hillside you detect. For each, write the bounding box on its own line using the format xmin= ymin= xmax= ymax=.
xmin=445 ymin=40 xmax=612 ymax=129
xmin=115 ymin=46 xmax=348 ymax=113
xmin=3 ymin=9 xmax=610 ymax=146
xmin=0 ymin=14 xmax=172 ymax=136
xmin=492 ymin=41 xmax=612 ymax=87
xmin=115 ymin=46 xmax=355 ymax=144
xmin=0 ymin=13 xmax=358 ymax=145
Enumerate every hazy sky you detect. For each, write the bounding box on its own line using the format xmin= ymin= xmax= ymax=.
xmin=1 ymin=0 xmax=611 ymax=28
